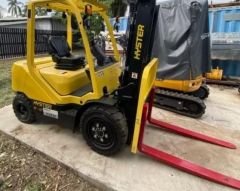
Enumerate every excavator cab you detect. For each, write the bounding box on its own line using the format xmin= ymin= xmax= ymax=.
xmin=12 ymin=0 xmax=240 ymax=189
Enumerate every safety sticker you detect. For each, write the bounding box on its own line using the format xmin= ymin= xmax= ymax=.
xmin=43 ymin=108 xmax=58 ymax=119
xmin=131 ymin=72 xmax=138 ymax=79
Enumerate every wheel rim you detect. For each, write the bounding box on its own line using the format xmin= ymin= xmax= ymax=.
xmin=86 ymin=118 xmax=116 ymax=150
xmin=16 ymin=102 xmax=28 ymax=119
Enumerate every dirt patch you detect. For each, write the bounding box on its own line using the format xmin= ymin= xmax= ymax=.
xmin=0 ymin=131 xmax=101 ymax=191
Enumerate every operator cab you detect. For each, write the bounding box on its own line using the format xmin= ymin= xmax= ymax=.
xmin=48 ymin=35 xmax=116 ymax=70
xmin=36 ymin=4 xmax=120 ymax=97
xmin=41 ymin=10 xmax=117 ymax=96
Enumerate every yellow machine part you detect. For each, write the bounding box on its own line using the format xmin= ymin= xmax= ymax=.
xmin=206 ymin=68 xmax=223 ymax=80
xmin=154 ymin=76 xmax=203 ymax=93
xmin=131 ymin=58 xmax=158 ymax=153
xmin=12 ymin=57 xmax=122 ymax=104
xmin=12 ymin=59 xmax=56 ymax=104
xmin=40 ymin=65 xmax=90 ymax=96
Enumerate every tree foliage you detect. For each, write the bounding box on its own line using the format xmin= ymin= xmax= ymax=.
xmin=98 ymin=0 xmax=127 ymax=17
xmin=19 ymin=0 xmax=127 ymax=18
xmin=7 ymin=0 xmax=22 ymax=17
xmin=21 ymin=4 xmax=27 ymax=17
xmin=110 ymin=0 xmax=127 ymax=17
xmin=35 ymin=8 xmax=48 ymax=16
xmin=98 ymin=0 xmax=113 ymax=16
xmin=21 ymin=5 xmax=48 ymax=17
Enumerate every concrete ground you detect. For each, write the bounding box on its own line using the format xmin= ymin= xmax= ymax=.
xmin=0 ymin=85 xmax=240 ymax=191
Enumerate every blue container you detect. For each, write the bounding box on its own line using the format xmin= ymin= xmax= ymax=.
xmin=209 ymin=6 xmax=240 ymax=33
xmin=212 ymin=60 xmax=240 ymax=77
xmin=209 ymin=6 xmax=240 ymax=77
xmin=110 ymin=17 xmax=128 ymax=32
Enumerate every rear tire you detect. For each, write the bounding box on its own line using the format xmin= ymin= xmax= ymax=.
xmin=13 ymin=93 xmax=35 ymax=124
xmin=80 ymin=105 xmax=128 ymax=156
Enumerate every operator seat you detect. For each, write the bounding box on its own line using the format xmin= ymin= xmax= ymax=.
xmin=90 ymin=40 xmax=116 ymax=66
xmin=48 ymin=36 xmax=85 ymax=70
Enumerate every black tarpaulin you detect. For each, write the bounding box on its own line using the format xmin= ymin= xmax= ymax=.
xmin=152 ymin=0 xmax=211 ymax=80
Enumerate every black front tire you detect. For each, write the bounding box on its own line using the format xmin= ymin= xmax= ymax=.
xmin=13 ymin=93 xmax=36 ymax=124
xmin=80 ymin=105 xmax=128 ymax=156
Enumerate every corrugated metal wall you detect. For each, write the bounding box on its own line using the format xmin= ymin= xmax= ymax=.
xmin=209 ymin=6 xmax=240 ymax=33
xmin=212 ymin=60 xmax=240 ymax=77
xmin=209 ymin=6 xmax=240 ymax=77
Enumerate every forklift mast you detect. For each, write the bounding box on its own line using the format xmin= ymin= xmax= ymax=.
xmin=116 ymin=0 xmax=158 ymax=139
xmin=123 ymin=0 xmax=156 ymax=86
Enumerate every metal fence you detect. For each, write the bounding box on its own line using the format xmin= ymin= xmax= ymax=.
xmin=0 ymin=27 xmax=66 ymax=60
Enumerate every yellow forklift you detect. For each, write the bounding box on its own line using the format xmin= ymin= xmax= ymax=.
xmin=12 ymin=0 xmax=240 ymax=189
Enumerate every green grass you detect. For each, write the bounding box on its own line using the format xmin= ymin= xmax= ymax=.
xmin=24 ymin=182 xmax=45 ymax=191
xmin=0 ymin=59 xmax=17 ymax=108
xmin=0 ymin=55 xmax=47 ymax=108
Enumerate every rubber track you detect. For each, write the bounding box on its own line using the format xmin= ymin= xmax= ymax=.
xmin=154 ymin=89 xmax=206 ymax=118
xmin=188 ymin=84 xmax=210 ymax=100
xmin=200 ymin=84 xmax=210 ymax=99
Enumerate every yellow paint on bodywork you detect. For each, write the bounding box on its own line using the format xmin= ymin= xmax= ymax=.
xmin=93 ymin=64 xmax=121 ymax=96
xmin=154 ymin=76 xmax=203 ymax=92
xmin=131 ymin=58 xmax=159 ymax=153
xmin=67 ymin=14 xmax=73 ymax=49
xmin=206 ymin=68 xmax=223 ymax=80
xmin=12 ymin=58 xmax=121 ymax=105
xmin=12 ymin=60 xmax=56 ymax=104
xmin=12 ymin=0 xmax=121 ymax=106
xmin=40 ymin=65 xmax=90 ymax=96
